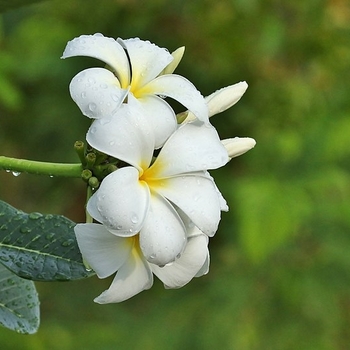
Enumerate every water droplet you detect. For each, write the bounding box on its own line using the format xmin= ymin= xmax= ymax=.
xmin=81 ymin=91 xmax=87 ymax=99
xmin=88 ymin=102 xmax=97 ymax=111
xmin=111 ymin=93 xmax=121 ymax=102
xmin=88 ymin=77 xmax=96 ymax=84
xmin=12 ymin=171 xmax=21 ymax=177
xmin=61 ymin=239 xmax=74 ymax=247
xmin=109 ymin=140 xmax=115 ymax=146
xmin=130 ymin=213 xmax=139 ymax=224
xmin=99 ymin=117 xmax=111 ymax=125
xmin=20 ymin=227 xmax=32 ymax=234
xmin=45 ymin=232 xmax=55 ymax=240
xmin=29 ymin=212 xmax=43 ymax=220
xmin=100 ymin=83 xmax=108 ymax=89
xmin=90 ymin=126 xmax=97 ymax=134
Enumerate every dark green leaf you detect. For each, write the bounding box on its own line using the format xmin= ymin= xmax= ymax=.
xmin=0 ymin=263 xmax=39 ymax=334
xmin=0 ymin=0 xmax=48 ymax=13
xmin=0 ymin=200 xmax=94 ymax=281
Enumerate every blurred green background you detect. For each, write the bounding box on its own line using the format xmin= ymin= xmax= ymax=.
xmin=1 ymin=0 xmax=350 ymax=349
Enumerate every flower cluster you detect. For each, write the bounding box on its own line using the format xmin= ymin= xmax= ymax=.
xmin=63 ymin=34 xmax=255 ymax=303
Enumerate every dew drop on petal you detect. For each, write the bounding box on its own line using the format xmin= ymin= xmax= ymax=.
xmin=81 ymin=91 xmax=87 ymax=99
xmin=88 ymin=102 xmax=97 ymax=111
xmin=130 ymin=213 xmax=139 ymax=224
xmin=12 ymin=171 xmax=21 ymax=177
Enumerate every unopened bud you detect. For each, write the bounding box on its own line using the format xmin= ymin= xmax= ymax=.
xmin=184 ymin=81 xmax=248 ymax=122
xmin=206 ymin=81 xmax=248 ymax=117
xmin=221 ymin=137 xmax=256 ymax=159
xmin=88 ymin=176 xmax=99 ymax=189
xmin=161 ymin=46 xmax=185 ymax=75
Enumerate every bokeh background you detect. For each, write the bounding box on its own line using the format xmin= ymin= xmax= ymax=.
xmin=1 ymin=0 xmax=350 ymax=349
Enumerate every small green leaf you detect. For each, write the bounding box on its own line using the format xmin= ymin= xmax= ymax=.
xmin=0 ymin=263 xmax=39 ymax=334
xmin=0 ymin=200 xmax=95 ymax=281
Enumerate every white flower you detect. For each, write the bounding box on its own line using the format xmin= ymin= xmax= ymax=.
xmin=85 ymin=99 xmax=228 ymax=267
xmin=74 ymin=222 xmax=209 ymax=303
xmin=62 ymin=34 xmax=208 ymax=147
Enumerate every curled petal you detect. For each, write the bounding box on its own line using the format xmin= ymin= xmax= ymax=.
xmin=94 ymin=242 xmax=153 ymax=303
xmin=87 ymin=101 xmax=155 ymax=170
xmin=138 ymin=95 xmax=177 ymax=148
xmin=137 ymin=74 xmax=208 ymax=123
xmin=154 ymin=174 xmax=222 ymax=236
xmin=69 ymin=68 xmax=128 ymax=119
xmin=150 ymin=234 xmax=209 ymax=289
xmin=195 ymin=252 xmax=210 ymax=277
xmin=140 ymin=193 xmax=186 ymax=266
xmin=74 ymin=223 xmax=132 ymax=278
xmin=62 ymin=33 xmax=130 ymax=87
xmin=147 ymin=121 xmax=229 ymax=178
xmin=87 ymin=167 xmax=150 ymax=236
xmin=119 ymin=38 xmax=173 ymax=90
xmin=202 ymin=171 xmax=229 ymax=212
xmin=221 ymin=137 xmax=256 ymax=159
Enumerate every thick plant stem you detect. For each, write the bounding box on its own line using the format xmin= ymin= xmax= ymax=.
xmin=0 ymin=156 xmax=83 ymax=178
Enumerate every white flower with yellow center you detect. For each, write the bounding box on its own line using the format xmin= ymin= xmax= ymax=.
xmin=85 ymin=98 xmax=228 ymax=267
xmin=62 ymin=33 xmax=208 ymax=147
xmin=75 ymin=220 xmax=209 ymax=303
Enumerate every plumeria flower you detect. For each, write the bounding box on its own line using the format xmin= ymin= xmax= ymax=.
xmin=75 ymin=220 xmax=209 ymax=303
xmin=62 ymin=33 xmax=208 ymax=147
xmin=85 ymin=97 xmax=229 ymax=267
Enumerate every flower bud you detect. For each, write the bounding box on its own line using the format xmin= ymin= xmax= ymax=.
xmin=221 ymin=137 xmax=256 ymax=159
xmin=206 ymin=81 xmax=248 ymax=117
xmin=161 ymin=46 xmax=185 ymax=75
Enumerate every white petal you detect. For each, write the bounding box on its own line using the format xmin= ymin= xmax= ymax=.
xmin=150 ymin=234 xmax=209 ymax=289
xmin=160 ymin=46 xmax=185 ymax=75
xmin=138 ymin=95 xmax=177 ymax=148
xmin=148 ymin=121 xmax=229 ymax=178
xmin=154 ymin=174 xmax=222 ymax=236
xmin=86 ymin=102 xmax=155 ymax=170
xmin=119 ymin=38 xmax=173 ymax=90
xmin=94 ymin=243 xmax=153 ymax=303
xmin=62 ymin=33 xmax=130 ymax=88
xmin=139 ymin=193 xmax=186 ymax=266
xmin=69 ymin=68 xmax=128 ymax=119
xmin=87 ymin=167 xmax=150 ymax=236
xmin=221 ymin=137 xmax=256 ymax=159
xmin=137 ymin=74 xmax=208 ymax=123
xmin=74 ymin=223 xmax=132 ymax=278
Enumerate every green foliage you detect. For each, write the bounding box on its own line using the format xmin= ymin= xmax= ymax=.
xmin=0 ymin=0 xmax=47 ymax=13
xmin=0 ymin=263 xmax=39 ymax=334
xmin=0 ymin=200 xmax=94 ymax=281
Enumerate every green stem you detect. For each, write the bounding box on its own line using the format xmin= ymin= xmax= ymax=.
xmin=0 ymin=156 xmax=83 ymax=178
